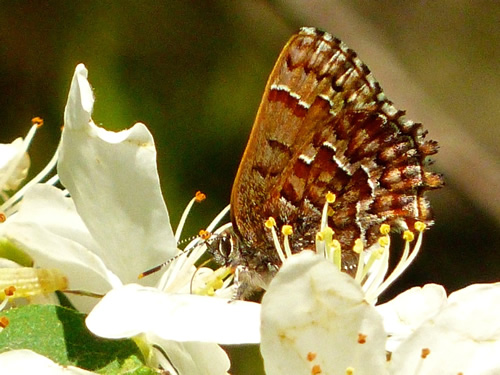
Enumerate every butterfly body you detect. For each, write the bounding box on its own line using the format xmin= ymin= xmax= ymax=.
xmin=210 ymin=27 xmax=443 ymax=299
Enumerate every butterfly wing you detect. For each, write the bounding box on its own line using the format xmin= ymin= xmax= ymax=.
xmin=230 ymin=27 xmax=443 ymax=272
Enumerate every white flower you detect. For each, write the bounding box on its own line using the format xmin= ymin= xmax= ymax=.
xmin=260 ymin=251 xmax=500 ymax=375
xmin=61 ymin=64 xmax=262 ymax=374
xmin=260 ymin=251 xmax=387 ymax=375
xmin=1 ymin=64 xmax=259 ymax=374
xmin=384 ymin=282 xmax=500 ymax=374
xmin=0 ymin=133 xmax=30 ymax=197
xmin=1 ymin=64 xmax=177 ymax=311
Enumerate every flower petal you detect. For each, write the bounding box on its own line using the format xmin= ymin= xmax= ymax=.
xmin=0 ymin=184 xmax=121 ymax=311
xmin=261 ymin=251 xmax=387 ymax=375
xmin=146 ymin=336 xmax=230 ymax=375
xmin=59 ymin=64 xmax=176 ymax=284
xmin=389 ymin=282 xmax=500 ymax=374
xmin=0 ymin=138 xmax=30 ymax=192
xmin=86 ymin=283 xmax=261 ymax=344
xmin=376 ymin=283 xmax=447 ymax=352
xmin=0 ymin=349 xmax=96 ymax=374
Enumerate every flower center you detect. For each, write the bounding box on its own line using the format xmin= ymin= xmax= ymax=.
xmin=265 ymin=192 xmax=427 ymax=304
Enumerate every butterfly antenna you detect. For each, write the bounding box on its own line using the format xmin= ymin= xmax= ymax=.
xmin=137 ymin=233 xmax=206 ymax=279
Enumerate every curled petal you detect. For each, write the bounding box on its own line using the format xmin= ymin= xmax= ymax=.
xmin=59 ymin=64 xmax=176 ymax=284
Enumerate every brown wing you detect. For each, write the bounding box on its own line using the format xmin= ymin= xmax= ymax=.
xmin=230 ymin=27 xmax=443 ymax=267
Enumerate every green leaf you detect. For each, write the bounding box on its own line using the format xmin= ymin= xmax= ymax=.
xmin=0 ymin=304 xmax=156 ymax=374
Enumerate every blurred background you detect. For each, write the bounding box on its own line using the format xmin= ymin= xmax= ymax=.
xmin=1 ymin=1 xmax=498 ymax=373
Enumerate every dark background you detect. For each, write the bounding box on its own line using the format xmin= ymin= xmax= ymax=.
xmin=1 ymin=2 xmax=498 ymax=373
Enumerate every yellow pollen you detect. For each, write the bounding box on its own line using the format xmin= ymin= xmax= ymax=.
xmin=212 ymin=278 xmax=224 ymax=290
xmin=31 ymin=116 xmax=44 ymax=128
xmin=326 ymin=192 xmax=336 ymax=203
xmin=346 ymin=367 xmax=354 ymax=375
xmin=195 ymin=191 xmax=206 ymax=202
xmin=380 ymin=224 xmax=390 ymax=235
xmin=307 ymin=352 xmax=317 ymax=361
xmin=198 ymin=229 xmax=211 ymax=240
xmin=421 ymin=348 xmax=430 ymax=359
xmin=322 ymin=226 xmax=334 ymax=239
xmin=415 ymin=221 xmax=426 ymax=232
xmin=378 ymin=236 xmax=389 ymax=247
xmin=265 ymin=217 xmax=276 ymax=228
xmin=331 ymin=239 xmax=341 ymax=252
xmin=357 ymin=333 xmax=367 ymax=344
xmin=282 ymin=225 xmax=293 ymax=236
xmin=311 ymin=364 xmax=322 ymax=374
xmin=4 ymin=286 xmax=16 ymax=297
xmin=403 ymin=230 xmax=415 ymax=242
xmin=353 ymin=239 xmax=363 ymax=254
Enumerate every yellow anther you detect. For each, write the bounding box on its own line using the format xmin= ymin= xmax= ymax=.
xmin=195 ymin=191 xmax=206 ymax=202
xmin=378 ymin=236 xmax=389 ymax=248
xmin=312 ymin=364 xmax=322 ymax=375
xmin=321 ymin=227 xmax=334 ymax=243
xmin=421 ymin=348 xmax=430 ymax=359
xmin=265 ymin=217 xmax=276 ymax=228
xmin=326 ymin=192 xmax=336 ymax=203
xmin=4 ymin=286 xmax=16 ymax=297
xmin=380 ymin=224 xmax=391 ymax=235
xmin=282 ymin=225 xmax=293 ymax=236
xmin=346 ymin=367 xmax=354 ymax=375
xmin=31 ymin=117 xmax=44 ymax=128
xmin=403 ymin=230 xmax=415 ymax=242
xmin=357 ymin=333 xmax=367 ymax=344
xmin=415 ymin=221 xmax=426 ymax=232
xmin=353 ymin=239 xmax=364 ymax=254
xmin=316 ymin=232 xmax=324 ymax=241
xmin=198 ymin=229 xmax=211 ymax=240
xmin=331 ymin=239 xmax=341 ymax=252
xmin=327 ymin=206 xmax=334 ymax=217
xmin=212 ymin=278 xmax=224 ymax=290
xmin=307 ymin=352 xmax=317 ymax=361
xmin=0 ymin=316 xmax=9 ymax=329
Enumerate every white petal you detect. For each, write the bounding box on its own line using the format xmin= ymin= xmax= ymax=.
xmin=1 ymin=185 xmax=121 ymax=311
xmin=147 ymin=336 xmax=230 ymax=375
xmin=389 ymin=282 xmax=500 ymax=374
xmin=59 ymin=64 xmax=176 ymax=284
xmin=86 ymin=283 xmax=261 ymax=344
xmin=0 ymin=349 xmax=96 ymax=374
xmin=376 ymin=284 xmax=447 ymax=352
xmin=0 ymin=138 xmax=30 ymax=191
xmin=261 ymin=251 xmax=387 ymax=375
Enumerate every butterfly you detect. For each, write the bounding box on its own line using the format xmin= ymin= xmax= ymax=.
xmin=208 ymin=27 xmax=443 ymax=299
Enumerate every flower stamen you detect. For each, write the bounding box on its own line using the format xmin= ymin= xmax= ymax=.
xmin=266 ymin=217 xmax=286 ymax=263
xmin=282 ymin=225 xmax=293 ymax=258
xmin=175 ymin=191 xmax=207 ymax=243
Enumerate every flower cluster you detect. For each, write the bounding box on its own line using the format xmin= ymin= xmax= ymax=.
xmin=0 ymin=65 xmax=498 ymax=374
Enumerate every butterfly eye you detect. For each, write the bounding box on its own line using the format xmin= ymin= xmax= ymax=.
xmin=217 ymin=235 xmax=234 ymax=260
xmin=206 ymin=233 xmax=235 ymax=266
